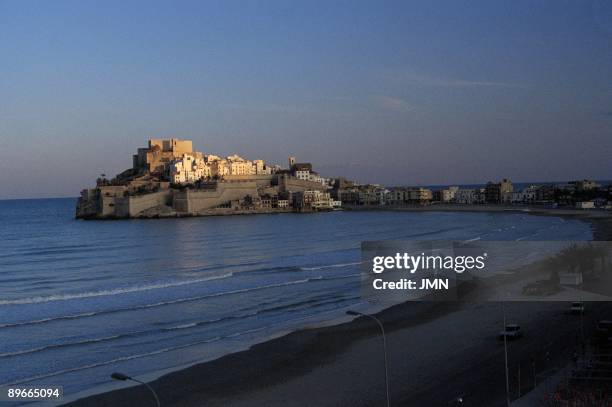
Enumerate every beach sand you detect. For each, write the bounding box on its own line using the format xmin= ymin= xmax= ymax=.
xmin=63 ymin=210 xmax=612 ymax=407
xmin=63 ymin=300 xmax=612 ymax=407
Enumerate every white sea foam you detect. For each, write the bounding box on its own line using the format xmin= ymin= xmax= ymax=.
xmin=0 ymin=334 xmax=121 ymax=358
xmin=300 ymin=261 xmax=362 ymax=271
xmin=0 ymin=312 xmax=98 ymax=328
xmin=0 ymin=335 xmax=225 ymax=386
xmin=0 ymin=278 xmax=316 ymax=328
xmin=0 ymin=311 xmax=322 ymax=387
xmin=0 ymin=273 xmax=235 ymax=306
xmin=168 ymin=322 xmax=197 ymax=330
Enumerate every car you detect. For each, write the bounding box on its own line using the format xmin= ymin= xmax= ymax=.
xmin=522 ymin=280 xmax=559 ymax=296
xmin=595 ymin=320 xmax=612 ymax=340
xmin=499 ymin=324 xmax=523 ymax=340
xmin=570 ymin=302 xmax=585 ymax=314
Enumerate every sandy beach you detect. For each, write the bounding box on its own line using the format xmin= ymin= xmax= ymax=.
xmin=63 ymin=300 xmax=612 ymax=407
xmin=63 ymin=209 xmax=612 ymax=407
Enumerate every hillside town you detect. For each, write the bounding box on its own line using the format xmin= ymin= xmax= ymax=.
xmin=76 ymin=138 xmax=341 ymax=218
xmin=77 ymin=138 xmax=611 ymax=219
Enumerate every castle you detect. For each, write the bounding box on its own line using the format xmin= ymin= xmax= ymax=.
xmin=76 ymin=138 xmax=340 ymax=219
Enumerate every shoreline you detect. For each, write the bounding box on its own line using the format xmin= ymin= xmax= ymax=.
xmin=63 ymin=300 xmax=465 ymax=407
xmin=78 ymin=201 xmax=612 ymax=240
xmin=63 ymin=208 xmax=612 ymax=406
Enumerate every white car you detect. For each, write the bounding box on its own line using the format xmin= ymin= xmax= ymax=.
xmin=499 ymin=324 xmax=523 ymax=340
xmin=570 ymin=302 xmax=585 ymax=314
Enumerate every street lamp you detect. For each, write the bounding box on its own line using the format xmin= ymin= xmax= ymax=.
xmin=501 ymin=302 xmax=510 ymax=407
xmin=347 ymin=310 xmax=390 ymax=407
xmin=111 ymin=372 xmax=161 ymax=407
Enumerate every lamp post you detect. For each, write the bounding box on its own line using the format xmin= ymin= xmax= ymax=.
xmin=111 ymin=372 xmax=160 ymax=407
xmin=347 ymin=310 xmax=390 ymax=407
xmin=501 ymin=302 xmax=510 ymax=407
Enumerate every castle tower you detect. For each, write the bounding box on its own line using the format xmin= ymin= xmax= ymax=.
xmin=289 ymin=156 xmax=296 ymax=168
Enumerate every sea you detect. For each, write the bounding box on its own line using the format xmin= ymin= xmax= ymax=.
xmin=0 ymin=198 xmax=593 ymax=403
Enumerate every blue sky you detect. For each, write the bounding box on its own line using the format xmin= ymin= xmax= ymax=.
xmin=1 ymin=0 xmax=611 ymax=198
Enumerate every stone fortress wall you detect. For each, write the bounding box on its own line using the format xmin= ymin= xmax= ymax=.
xmin=124 ymin=190 xmax=173 ymax=217
xmin=173 ymin=182 xmax=260 ymax=214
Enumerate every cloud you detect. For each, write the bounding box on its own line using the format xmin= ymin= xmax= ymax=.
xmin=373 ymin=95 xmax=415 ymax=113
xmin=220 ymin=101 xmax=357 ymax=118
xmin=601 ymin=110 xmax=612 ymax=117
xmin=221 ymin=103 xmax=308 ymax=114
xmin=223 ymin=96 xmax=417 ymax=116
xmin=387 ymin=71 xmax=526 ymax=89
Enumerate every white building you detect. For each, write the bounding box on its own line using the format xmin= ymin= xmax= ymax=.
xmin=454 ymin=189 xmax=469 ymax=204
xmin=511 ymin=188 xmax=537 ymax=204
xmin=439 ymin=186 xmax=459 ymax=202
xmin=576 ymin=201 xmax=595 ymax=209
xmin=170 ymin=154 xmax=210 ymax=184
xmin=376 ymin=187 xmax=390 ymax=205
xmin=295 ymin=170 xmax=310 ymax=180
xmin=209 ymin=159 xmax=230 ymax=177
xmin=168 ymin=148 xmax=276 ymax=182
xmin=291 ymin=163 xmax=312 ymax=180
xmin=302 ymin=190 xmax=333 ymax=209
xmin=252 ymin=159 xmax=271 ymax=175
xmin=455 ymin=188 xmax=483 ymax=204
xmin=308 ymin=172 xmax=322 ymax=184
xmin=229 ymin=160 xmax=253 ymax=176
xmin=204 ymin=155 xmax=272 ymax=177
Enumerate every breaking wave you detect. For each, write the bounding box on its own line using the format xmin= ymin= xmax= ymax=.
xmin=0 ymin=273 xmax=235 ymax=306
xmin=0 ymin=294 xmax=358 ymax=359
xmin=0 ymin=275 xmax=358 ymax=328
xmin=1 ymin=307 xmax=351 ymax=387
xmin=300 ymin=261 xmax=362 ymax=271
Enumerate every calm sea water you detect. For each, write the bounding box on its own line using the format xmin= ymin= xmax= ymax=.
xmin=0 ymin=198 xmax=593 ymax=401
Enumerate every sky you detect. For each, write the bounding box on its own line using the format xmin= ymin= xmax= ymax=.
xmin=1 ymin=0 xmax=611 ymax=199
